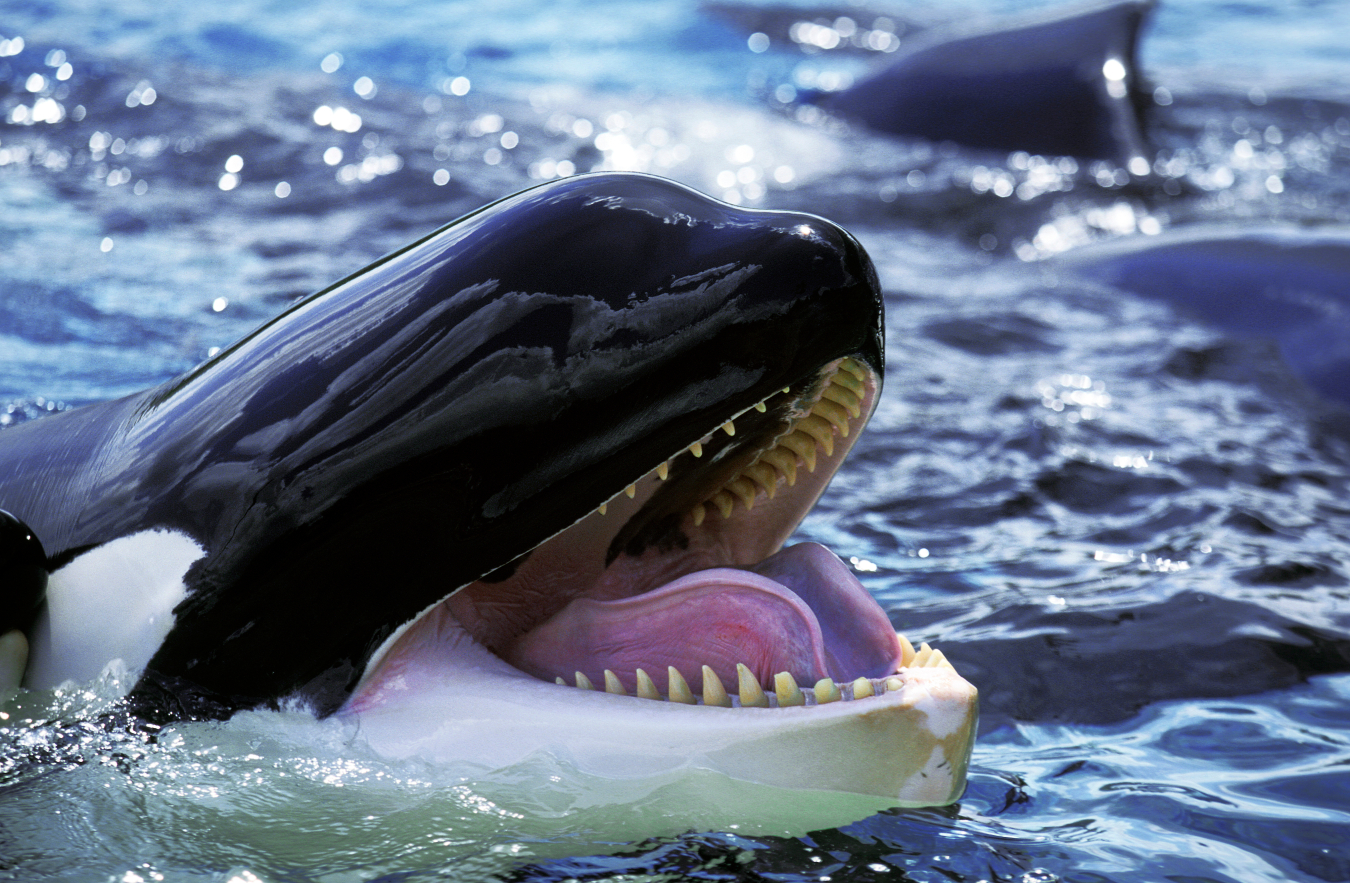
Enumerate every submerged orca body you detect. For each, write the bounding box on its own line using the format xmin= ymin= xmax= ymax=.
xmin=825 ymin=0 xmax=1154 ymax=163
xmin=1058 ymin=226 xmax=1350 ymax=410
xmin=0 ymin=173 xmax=976 ymax=804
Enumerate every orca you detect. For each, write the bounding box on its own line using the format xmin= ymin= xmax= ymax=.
xmin=0 ymin=172 xmax=975 ymax=804
xmin=1054 ymin=225 xmax=1350 ymax=410
xmin=823 ymin=0 xmax=1155 ymax=164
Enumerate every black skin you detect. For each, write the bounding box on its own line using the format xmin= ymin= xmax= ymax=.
xmin=0 ymin=509 xmax=47 ymax=636
xmin=0 ymin=173 xmax=884 ymax=721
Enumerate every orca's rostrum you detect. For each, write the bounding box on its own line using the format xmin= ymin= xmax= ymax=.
xmin=0 ymin=173 xmax=976 ymax=804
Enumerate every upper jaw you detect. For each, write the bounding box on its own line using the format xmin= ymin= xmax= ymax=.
xmin=350 ymin=356 xmax=932 ymax=706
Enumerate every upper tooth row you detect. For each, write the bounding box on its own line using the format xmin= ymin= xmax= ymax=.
xmin=692 ymin=358 xmax=867 ymax=525
xmin=590 ymin=357 xmax=867 ymax=521
xmin=552 ymin=635 xmax=954 ymax=707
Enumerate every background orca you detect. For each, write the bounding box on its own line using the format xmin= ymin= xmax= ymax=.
xmin=823 ymin=0 xmax=1155 ymax=164
xmin=1054 ymin=226 xmax=1350 ymax=411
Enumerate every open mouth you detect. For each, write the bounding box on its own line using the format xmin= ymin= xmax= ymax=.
xmin=8 ymin=170 xmax=971 ymax=803
xmin=346 ymin=355 xmax=958 ymax=715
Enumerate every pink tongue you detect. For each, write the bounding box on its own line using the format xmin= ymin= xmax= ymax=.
xmin=501 ymin=542 xmax=901 ymax=695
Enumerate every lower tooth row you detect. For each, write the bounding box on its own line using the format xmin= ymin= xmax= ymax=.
xmin=553 ymin=640 xmax=953 ymax=707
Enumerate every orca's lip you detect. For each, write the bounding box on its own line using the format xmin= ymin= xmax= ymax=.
xmin=339 ymin=604 xmax=977 ymax=802
xmin=347 ymin=357 xmax=964 ymax=713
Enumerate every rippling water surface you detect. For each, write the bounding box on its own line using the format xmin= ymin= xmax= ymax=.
xmin=2 ymin=1 xmax=1349 ymax=881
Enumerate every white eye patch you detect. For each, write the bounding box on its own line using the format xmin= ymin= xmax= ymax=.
xmin=25 ymin=530 xmax=204 ymax=690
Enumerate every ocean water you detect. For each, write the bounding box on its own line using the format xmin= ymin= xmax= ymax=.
xmin=2 ymin=1 xmax=1350 ymax=881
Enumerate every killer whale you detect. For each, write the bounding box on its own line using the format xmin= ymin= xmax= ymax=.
xmin=823 ymin=0 xmax=1154 ymax=164
xmin=1055 ymin=225 xmax=1350 ymax=410
xmin=1 ymin=172 xmax=976 ymax=803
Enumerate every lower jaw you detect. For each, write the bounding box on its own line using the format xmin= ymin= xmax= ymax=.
xmin=341 ymin=616 xmax=979 ymax=804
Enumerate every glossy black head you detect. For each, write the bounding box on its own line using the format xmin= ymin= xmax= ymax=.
xmin=64 ymin=173 xmax=883 ymax=717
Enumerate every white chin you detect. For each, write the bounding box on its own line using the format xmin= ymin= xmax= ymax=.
xmin=339 ymin=615 xmax=977 ymax=805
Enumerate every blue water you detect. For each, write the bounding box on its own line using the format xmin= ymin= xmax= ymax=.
xmin=3 ymin=1 xmax=1350 ymax=881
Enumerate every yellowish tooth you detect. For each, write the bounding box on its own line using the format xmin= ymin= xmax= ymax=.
xmin=691 ymin=504 xmax=707 ymax=527
xmin=822 ymin=384 xmax=862 ymax=418
xmin=668 ymin=666 xmax=696 ymax=704
xmin=604 ymin=670 xmax=627 ymax=696
xmin=913 ymin=643 xmax=933 ymax=668
xmin=812 ymin=399 xmax=851 ymax=436
xmin=833 ymin=378 xmax=864 ymax=402
xmin=799 ymin=414 xmax=836 ymax=456
xmin=722 ymin=420 xmax=736 ymax=436
xmin=831 ymin=377 xmax=861 ymax=398
xmin=702 ymin=665 xmax=732 ymax=707
xmin=814 ymin=678 xmax=841 ymax=704
xmin=636 ymin=668 xmax=661 ymax=700
xmin=625 ymin=483 xmax=637 ymax=499
xmin=884 ymin=675 xmax=904 ymax=692
xmin=657 ymin=461 xmax=669 ymax=480
xmin=774 ymin=672 xmax=805 ymax=707
xmin=839 ymin=358 xmax=867 ymax=380
xmin=754 ymin=401 xmax=767 ymax=413
xmin=598 ymin=503 xmax=607 ymax=516
xmin=727 ymin=477 xmax=757 ymax=509
xmin=898 ymin=633 xmax=916 ymax=667
xmin=782 ymin=386 xmax=791 ymax=394
xmin=744 ymin=463 xmax=779 ymax=499
xmin=761 ymin=448 xmax=798 ymax=486
xmin=689 ymin=441 xmax=703 ymax=458
xmin=576 ymin=672 xmax=594 ymax=691
xmin=737 ymin=663 xmax=769 ymax=707
xmin=852 ymin=677 xmax=875 ymax=699
xmin=779 ymin=432 xmax=817 ymax=472
xmin=712 ymin=490 xmax=736 ymax=519
xmin=928 ymin=648 xmax=951 ymax=669
xmin=555 ymin=676 xmax=565 ymax=686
